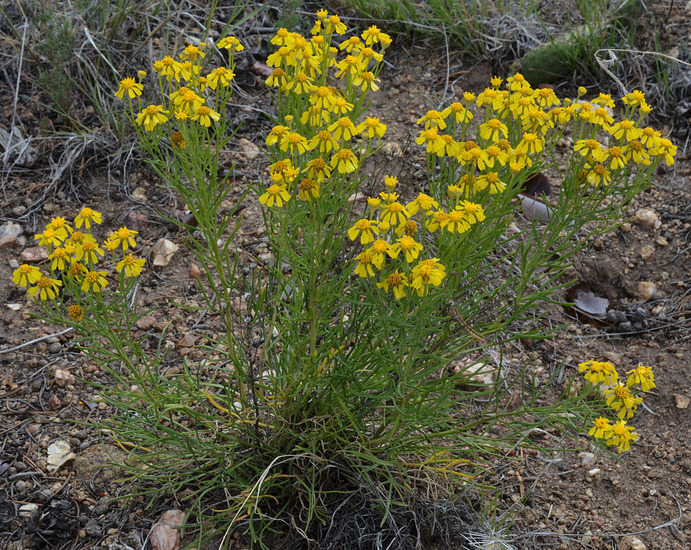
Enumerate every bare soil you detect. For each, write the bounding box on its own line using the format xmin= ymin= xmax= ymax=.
xmin=0 ymin=5 xmax=689 ymax=550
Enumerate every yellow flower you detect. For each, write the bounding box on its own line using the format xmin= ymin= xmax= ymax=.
xmin=389 ymin=235 xmax=423 ymax=263
xmin=361 ymin=25 xmax=390 ymax=46
xmin=68 ymin=261 xmax=88 ymax=280
xmin=115 ymin=77 xmax=143 ymax=100
xmin=608 ymin=119 xmax=642 ymax=141
xmin=34 ymin=227 xmax=63 ymax=248
xmin=410 ymin=258 xmax=446 ymax=296
xmin=605 ymin=420 xmax=638 ymax=453
xmin=109 ymin=227 xmax=138 ymax=251
xmin=406 ymin=193 xmax=438 ymax=216
xmin=588 ymin=417 xmax=612 ymax=439
xmin=380 ymin=201 xmax=408 ymax=227
xmin=259 ymin=184 xmax=290 ymax=207
xmin=12 ymin=264 xmax=42 ymax=287
xmin=356 ymin=117 xmax=387 ymax=139
xmin=652 ymin=138 xmax=677 ymax=166
xmin=79 ymin=240 xmax=104 ymax=265
xmin=136 ymin=105 xmax=168 ymax=131
xmin=28 ymin=276 xmax=62 ymax=300
xmin=153 ymin=56 xmax=182 ymax=81
xmin=309 ymin=85 xmax=336 ymax=110
xmin=626 ymin=365 xmax=655 ymax=391
xmin=478 ymin=118 xmax=508 ymax=142
xmin=325 ymin=14 xmax=347 ymax=35
xmin=305 ymin=157 xmax=331 ymax=182
xmin=266 ymin=68 xmax=288 ymax=88
xmin=116 ymin=254 xmax=146 ymax=277
xmin=587 ymin=164 xmax=611 ymax=186
xmin=377 ymin=272 xmax=408 ymax=299
xmin=81 ymin=270 xmax=108 ymax=293
xmin=441 ymin=102 xmax=473 ymax=124
xmin=68 ymin=304 xmax=84 ymax=322
xmin=516 ymin=132 xmax=544 ymax=155
xmin=171 ymin=131 xmax=186 ymax=149
xmin=368 ymin=239 xmax=390 ymax=265
xmin=206 ymin=66 xmax=234 ymax=90
xmin=416 ymin=128 xmax=445 ymax=155
xmin=329 ymin=96 xmax=353 ymax=115
xmin=49 ymin=247 xmax=69 ymax=271
xmin=216 ymin=36 xmax=244 ymax=53
xmin=331 ymin=148 xmax=359 ymax=174
xmin=180 ymin=43 xmax=205 ymax=61
xmin=267 ymin=46 xmax=296 ymax=69
xmin=280 ymin=131 xmax=309 ymax=154
xmin=605 ymin=145 xmax=628 ymax=170
xmin=441 ymin=207 xmax=470 ymax=234
xmin=328 ymin=117 xmax=358 ymax=141
xmin=271 ymin=28 xmax=294 ymax=47
xmin=352 ymin=71 xmax=379 ymax=92
xmin=605 ymin=383 xmax=643 ymax=419
xmin=339 ymin=36 xmax=362 ymax=52
xmin=297 ymin=178 xmax=320 ymax=201
xmin=192 ymin=105 xmax=221 ymax=127
xmin=622 ymin=89 xmax=646 ymax=107
xmin=74 ymin=207 xmax=102 ymax=229
xmin=578 ymin=360 xmax=618 ymax=385
xmin=348 ymin=219 xmax=379 ymax=244
xmin=574 ymin=139 xmax=606 ymax=162
xmin=353 ymin=252 xmax=376 ymax=278
xmin=417 ymin=110 xmax=447 ymax=130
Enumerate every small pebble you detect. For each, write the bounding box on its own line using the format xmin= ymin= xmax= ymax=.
xmin=48 ymin=342 xmax=62 ymax=354
xmin=587 ymin=468 xmax=601 ymax=477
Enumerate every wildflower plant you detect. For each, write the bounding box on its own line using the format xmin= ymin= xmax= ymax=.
xmin=11 ymin=209 xmax=147 ymax=355
xmin=11 ymin=9 xmax=676 ymax=548
xmin=579 ymin=360 xmax=655 ymax=453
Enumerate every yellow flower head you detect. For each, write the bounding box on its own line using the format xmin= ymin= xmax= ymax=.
xmin=259 ymin=184 xmax=290 ymax=207
xmin=28 ymin=275 xmax=62 ymax=301
xmin=68 ymin=304 xmax=84 ymax=322
xmin=81 ymin=270 xmax=108 ymax=293
xmin=136 ymin=105 xmax=169 ymax=132
xmin=377 ymin=271 xmax=408 ymax=299
xmin=348 ymin=218 xmax=379 ymax=244
xmin=626 ymin=365 xmax=655 ymax=391
xmin=12 ymin=264 xmax=42 ymax=287
xmin=116 ymin=254 xmax=146 ymax=277
xmin=115 ymin=77 xmax=143 ymax=100
xmin=74 ymin=207 xmax=102 ymax=229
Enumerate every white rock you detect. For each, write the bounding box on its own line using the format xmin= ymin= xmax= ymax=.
xmin=46 ymin=440 xmax=76 ymax=473
xmin=587 ymin=468 xmax=601 ymax=477
xmin=53 ymin=369 xmax=75 ymax=387
xmin=673 ymin=394 xmax=689 ymax=409
xmin=619 ymin=535 xmax=647 ymax=550
xmin=6 ymin=303 xmax=22 ymax=311
xmin=635 ymin=281 xmax=659 ymax=301
xmin=18 ymin=503 xmax=39 ymax=517
xmin=150 ymin=509 xmax=186 ymax=550
xmin=0 ymin=222 xmax=22 ymax=248
xmin=152 ymin=238 xmax=179 ymax=267
xmin=20 ymin=246 xmax=48 ymax=262
xmin=639 ymin=244 xmax=655 ymax=261
xmin=578 ymin=452 xmax=595 ymax=466
xmin=238 ymin=137 xmax=260 ymax=160
xmin=451 ymin=360 xmax=497 ymax=386
xmin=633 ymin=209 xmax=661 ymax=229
xmin=131 ymin=186 xmax=148 ymax=201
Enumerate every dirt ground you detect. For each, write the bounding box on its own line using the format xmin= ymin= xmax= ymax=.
xmin=1 ymin=4 xmax=690 ymax=550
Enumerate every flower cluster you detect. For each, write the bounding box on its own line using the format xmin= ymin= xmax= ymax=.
xmin=579 ymin=360 xmax=655 ymax=453
xmin=347 ymin=176 xmax=487 ymax=298
xmin=115 ymin=35 xmax=243 ymax=141
xmin=418 ymin=77 xmax=676 ymax=200
xmin=11 ymin=208 xmax=145 ymax=320
xmin=260 ymin=10 xmax=391 ymax=208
